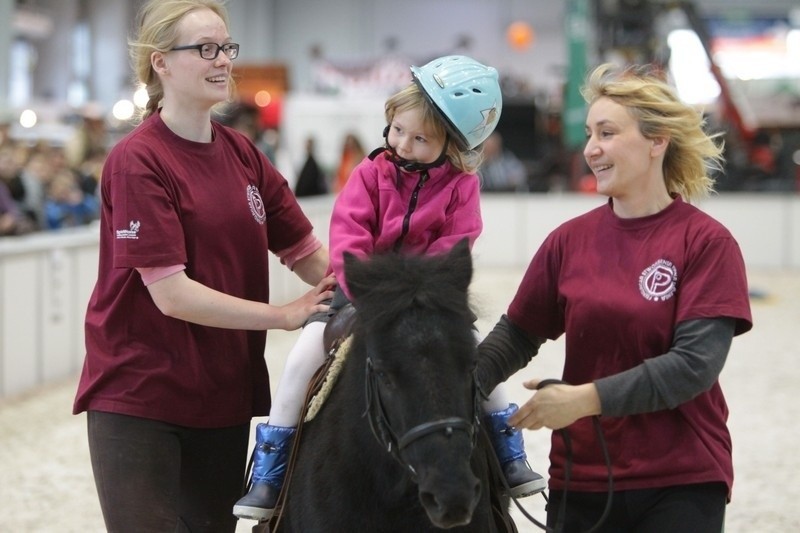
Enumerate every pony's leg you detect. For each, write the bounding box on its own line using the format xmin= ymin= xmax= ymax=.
xmin=233 ymin=322 xmax=327 ymax=522
xmin=483 ymin=394 xmax=547 ymax=499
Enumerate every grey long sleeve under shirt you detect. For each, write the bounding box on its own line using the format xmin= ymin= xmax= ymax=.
xmin=477 ymin=315 xmax=736 ymax=417
xmin=595 ymin=317 xmax=736 ymax=417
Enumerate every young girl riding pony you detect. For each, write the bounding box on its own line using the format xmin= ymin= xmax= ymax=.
xmin=234 ymin=55 xmax=545 ymax=522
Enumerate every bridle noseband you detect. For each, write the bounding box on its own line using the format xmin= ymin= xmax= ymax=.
xmin=364 ymin=356 xmax=481 ymax=479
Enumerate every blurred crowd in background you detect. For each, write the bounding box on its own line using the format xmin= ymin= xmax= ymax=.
xmin=0 ymin=109 xmax=105 ymax=237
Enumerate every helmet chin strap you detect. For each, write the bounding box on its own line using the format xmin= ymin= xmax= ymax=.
xmin=376 ymin=125 xmax=449 ymax=172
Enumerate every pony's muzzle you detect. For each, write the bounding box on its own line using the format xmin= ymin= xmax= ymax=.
xmin=418 ymin=472 xmax=481 ymax=529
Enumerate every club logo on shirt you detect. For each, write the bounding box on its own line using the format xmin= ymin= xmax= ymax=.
xmin=115 ymin=220 xmax=141 ymax=240
xmin=639 ymin=259 xmax=677 ymax=301
xmin=247 ymin=185 xmax=266 ymax=224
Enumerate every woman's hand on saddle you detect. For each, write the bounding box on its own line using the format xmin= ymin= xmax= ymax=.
xmin=509 ymin=380 xmax=602 ymax=431
xmin=280 ymin=274 xmax=336 ymax=330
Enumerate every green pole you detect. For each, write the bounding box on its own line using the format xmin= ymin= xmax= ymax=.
xmin=562 ymin=0 xmax=590 ymax=150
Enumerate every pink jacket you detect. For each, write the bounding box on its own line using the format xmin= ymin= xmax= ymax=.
xmin=330 ymin=151 xmax=482 ymax=298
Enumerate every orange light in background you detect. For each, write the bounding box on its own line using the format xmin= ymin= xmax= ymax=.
xmin=259 ymin=95 xmax=283 ymax=129
xmin=254 ymin=90 xmax=272 ymax=107
xmin=507 ymin=21 xmax=535 ymax=51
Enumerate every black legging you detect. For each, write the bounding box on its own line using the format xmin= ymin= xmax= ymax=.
xmin=545 ymin=481 xmax=727 ymax=533
xmin=87 ymin=411 xmax=249 ymax=533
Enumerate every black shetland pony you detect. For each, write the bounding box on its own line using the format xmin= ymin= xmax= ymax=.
xmin=274 ymin=240 xmax=514 ymax=532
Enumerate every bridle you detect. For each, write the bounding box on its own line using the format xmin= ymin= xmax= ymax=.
xmin=364 ymin=355 xmax=482 ymax=480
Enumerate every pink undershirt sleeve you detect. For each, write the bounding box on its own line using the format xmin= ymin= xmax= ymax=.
xmin=274 ymin=233 xmax=323 ymax=271
xmin=136 ymin=234 xmax=321 ymax=286
xmin=137 ymin=264 xmax=186 ymax=286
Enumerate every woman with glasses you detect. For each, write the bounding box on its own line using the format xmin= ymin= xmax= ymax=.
xmin=72 ymin=1 xmax=334 ymax=531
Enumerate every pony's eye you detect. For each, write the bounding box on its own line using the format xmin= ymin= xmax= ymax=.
xmin=372 ymin=366 xmax=394 ymax=388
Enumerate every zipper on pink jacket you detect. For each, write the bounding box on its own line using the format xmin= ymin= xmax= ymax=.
xmin=393 ymin=170 xmax=429 ymax=252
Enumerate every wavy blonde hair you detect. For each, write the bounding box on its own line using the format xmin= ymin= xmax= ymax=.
xmin=130 ymin=0 xmax=235 ymax=121
xmin=385 ymin=84 xmax=483 ymax=174
xmin=581 ymin=63 xmax=724 ymax=201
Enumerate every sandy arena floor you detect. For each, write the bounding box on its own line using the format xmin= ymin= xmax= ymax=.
xmin=0 ymin=266 xmax=798 ymax=532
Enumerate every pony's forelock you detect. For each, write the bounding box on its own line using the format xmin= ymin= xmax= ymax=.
xmin=350 ymin=252 xmax=474 ymax=331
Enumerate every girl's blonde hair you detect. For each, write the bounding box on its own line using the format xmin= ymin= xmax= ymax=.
xmin=384 ymin=84 xmax=483 ymax=174
xmin=581 ymin=63 xmax=724 ymax=201
xmin=130 ymin=0 xmax=236 ymax=121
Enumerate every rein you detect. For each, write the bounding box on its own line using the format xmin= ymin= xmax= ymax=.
xmin=364 ymin=356 xmax=481 ymax=479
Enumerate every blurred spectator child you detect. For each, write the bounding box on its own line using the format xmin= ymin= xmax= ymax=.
xmin=43 ymin=170 xmax=99 ymax=229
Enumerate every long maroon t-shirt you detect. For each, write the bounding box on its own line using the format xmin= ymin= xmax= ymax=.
xmin=507 ymin=196 xmax=752 ymax=495
xmin=73 ymin=113 xmax=313 ymax=428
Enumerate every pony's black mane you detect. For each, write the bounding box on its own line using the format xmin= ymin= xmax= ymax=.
xmin=348 ymin=249 xmax=475 ymax=332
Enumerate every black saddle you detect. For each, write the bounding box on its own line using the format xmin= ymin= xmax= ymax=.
xmin=323 ymin=303 xmax=357 ymax=353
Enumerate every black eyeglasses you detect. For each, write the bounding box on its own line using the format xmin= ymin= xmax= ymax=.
xmin=170 ymin=42 xmax=240 ymax=60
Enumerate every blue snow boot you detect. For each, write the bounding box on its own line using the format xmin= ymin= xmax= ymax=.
xmin=233 ymin=424 xmax=296 ymax=522
xmin=485 ymin=403 xmax=546 ymax=498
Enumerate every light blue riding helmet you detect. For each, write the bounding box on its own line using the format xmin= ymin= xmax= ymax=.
xmin=410 ymin=55 xmax=502 ymax=150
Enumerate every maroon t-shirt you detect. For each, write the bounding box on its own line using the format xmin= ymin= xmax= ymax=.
xmin=508 ymin=196 xmax=752 ymax=494
xmin=73 ymin=113 xmax=313 ymax=428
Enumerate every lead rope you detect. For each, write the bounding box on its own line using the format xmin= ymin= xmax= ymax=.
xmin=502 ymin=379 xmax=613 ymax=533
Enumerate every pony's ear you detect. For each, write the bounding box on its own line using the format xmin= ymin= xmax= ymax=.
xmin=445 ymin=238 xmax=473 ymax=293
xmin=343 ymin=252 xmax=368 ymax=302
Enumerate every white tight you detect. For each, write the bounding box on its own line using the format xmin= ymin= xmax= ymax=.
xmin=267 ymin=322 xmax=328 ymax=427
xmin=267 ymin=322 xmax=511 ymax=428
